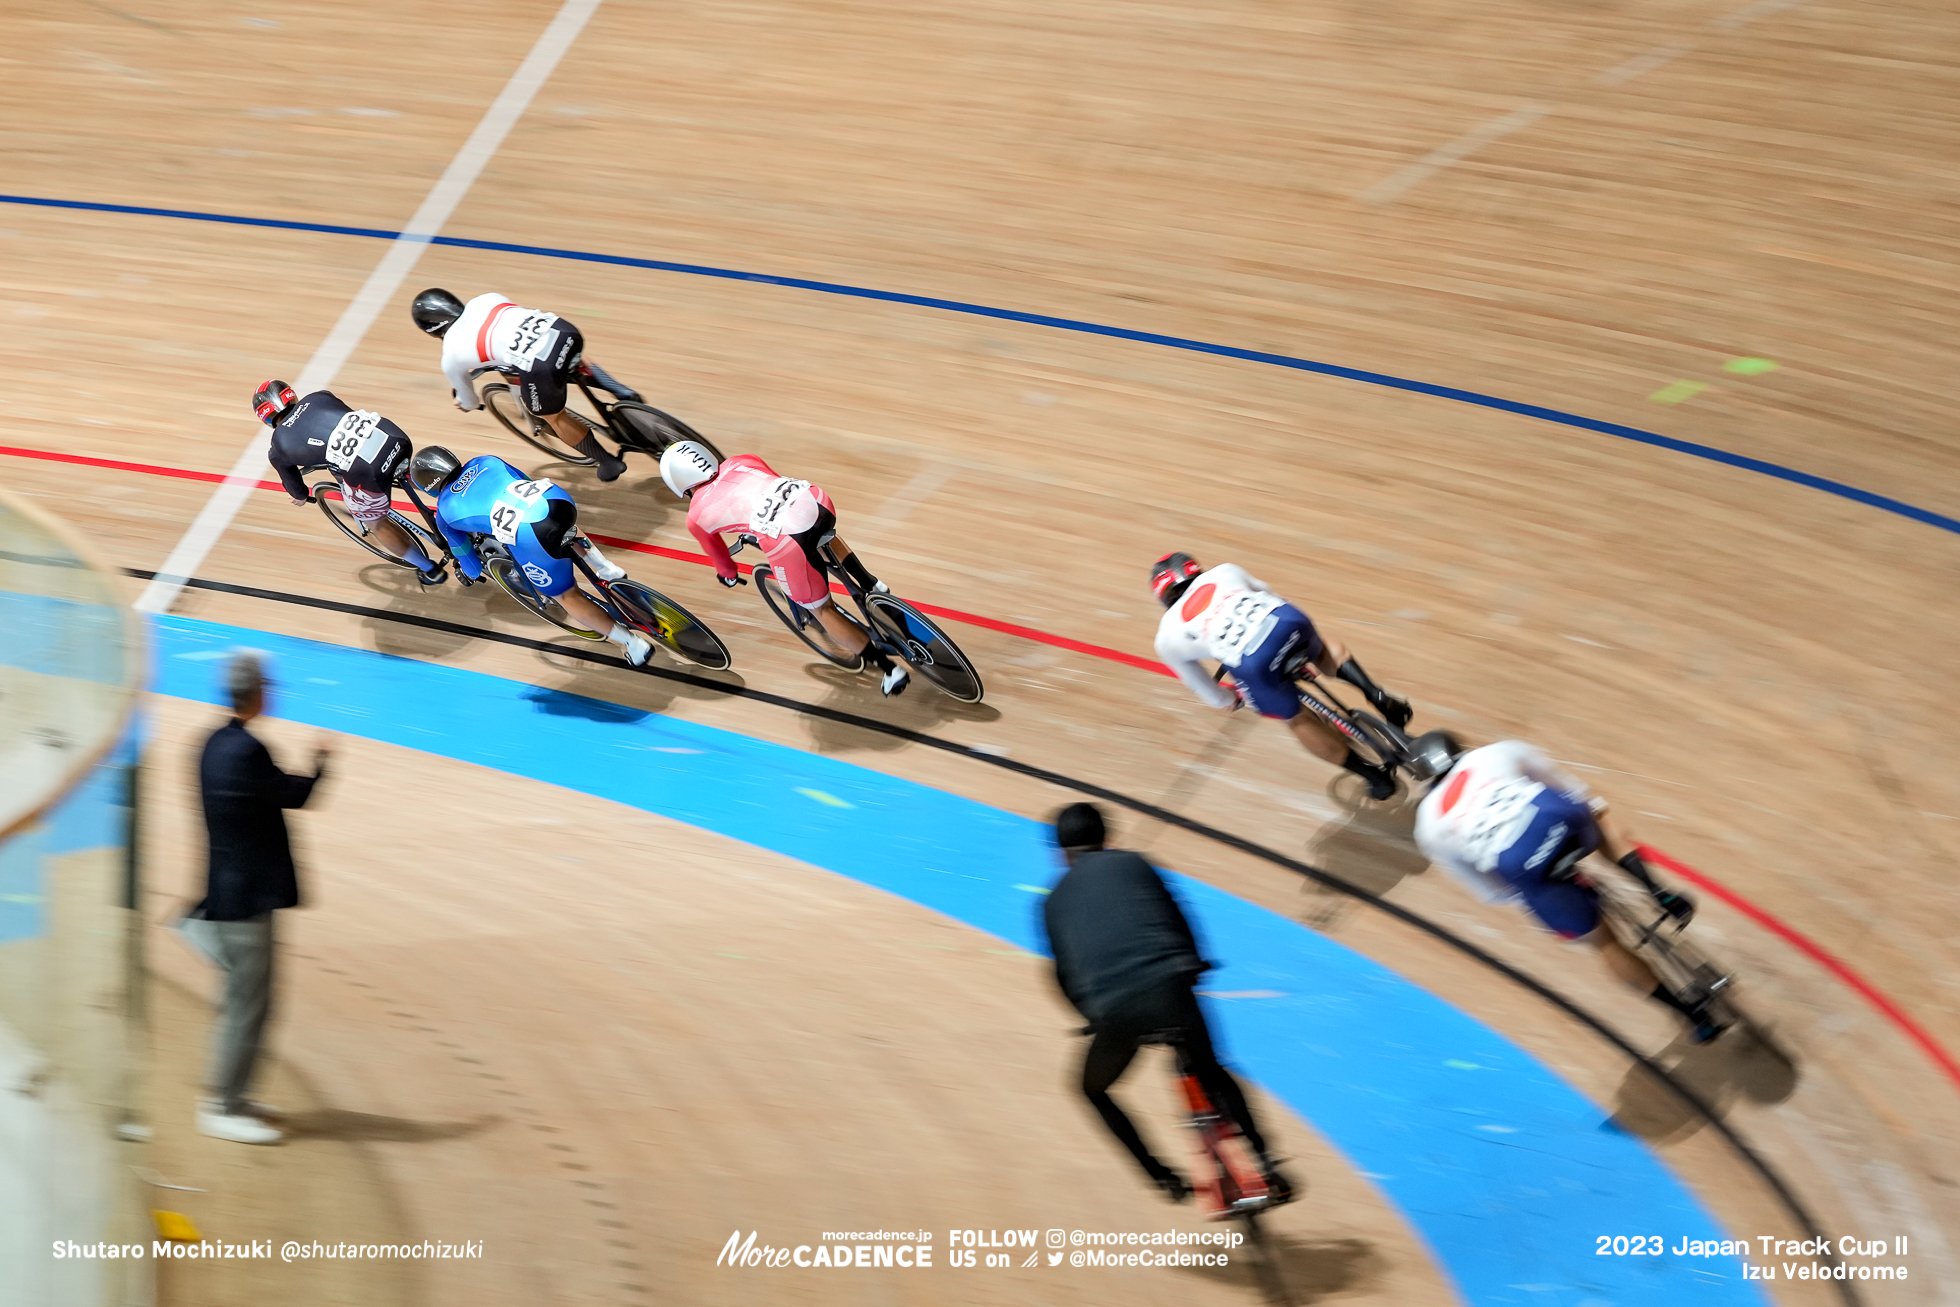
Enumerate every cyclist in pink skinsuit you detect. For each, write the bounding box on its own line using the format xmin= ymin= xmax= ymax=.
xmin=660 ymin=441 xmax=911 ymax=696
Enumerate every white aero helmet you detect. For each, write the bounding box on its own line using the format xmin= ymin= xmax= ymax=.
xmin=659 ymin=440 xmax=720 ymax=498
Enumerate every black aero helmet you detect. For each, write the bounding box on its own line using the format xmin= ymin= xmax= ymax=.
xmin=252 ymin=379 xmax=298 ymax=426
xmin=411 ymin=287 xmax=466 ymax=337
xmin=531 ymin=496 xmax=579 ymax=559
xmin=409 ymin=444 xmax=463 ymax=495
xmin=1407 ymin=729 xmax=1465 ymax=785
xmin=1150 ymin=551 xmax=1203 ymax=608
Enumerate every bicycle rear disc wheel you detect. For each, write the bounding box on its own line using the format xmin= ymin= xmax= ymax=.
xmin=607 ymin=579 xmax=732 ymax=671
xmin=754 ymin=566 xmax=865 ymax=670
xmin=482 ymin=382 xmax=597 ymax=466
xmin=866 ymin=594 xmax=985 ymax=703
xmin=312 ymin=481 xmax=434 ymax=568
xmin=486 ymin=555 xmax=602 ymax=637
xmin=609 ymin=402 xmax=724 ymax=462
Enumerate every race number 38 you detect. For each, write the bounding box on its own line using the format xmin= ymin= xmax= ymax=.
xmin=324 ymin=410 xmax=387 ymax=472
xmin=1596 ymin=1236 xmax=1662 ymax=1255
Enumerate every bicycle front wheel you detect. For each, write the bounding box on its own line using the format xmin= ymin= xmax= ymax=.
xmin=866 ymin=594 xmax=985 ymax=703
xmin=485 ymin=554 xmax=603 ymax=638
xmin=609 ymin=402 xmax=724 ymax=462
xmin=311 ymin=480 xmax=437 ymax=569
xmin=754 ymin=565 xmax=865 ymax=670
xmin=481 ymin=382 xmax=597 ymax=466
xmin=608 ymin=579 xmax=733 ymax=671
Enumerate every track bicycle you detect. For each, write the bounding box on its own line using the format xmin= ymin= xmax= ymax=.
xmin=1589 ymin=865 xmax=1752 ymax=1044
xmin=309 ymin=472 xmax=732 ymax=671
xmin=742 ymin=535 xmax=985 ymax=704
xmin=1217 ymin=657 xmax=1436 ymax=785
xmin=478 ymin=363 xmax=724 ymax=475
xmin=1149 ymin=1031 xmax=1294 ymax=1304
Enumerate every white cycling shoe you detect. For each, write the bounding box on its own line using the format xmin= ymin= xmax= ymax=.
xmin=880 ymin=663 xmax=911 ymax=697
xmin=622 ymin=630 xmax=654 ymax=667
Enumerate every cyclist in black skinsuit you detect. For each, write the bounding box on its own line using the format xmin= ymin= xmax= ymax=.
xmin=1039 ymin=802 xmax=1293 ymax=1205
xmin=253 ymin=380 xmax=445 ymax=586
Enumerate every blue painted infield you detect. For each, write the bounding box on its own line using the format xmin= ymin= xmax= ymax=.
xmin=4 ymin=190 xmax=1955 ymax=539
xmin=152 ymin=614 xmax=1762 ymax=1306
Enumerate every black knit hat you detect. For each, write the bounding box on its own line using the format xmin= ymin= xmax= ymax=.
xmin=1054 ymin=802 xmax=1107 ymax=851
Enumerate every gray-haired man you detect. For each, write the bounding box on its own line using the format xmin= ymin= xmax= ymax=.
xmin=186 ymin=651 xmax=329 ymax=1144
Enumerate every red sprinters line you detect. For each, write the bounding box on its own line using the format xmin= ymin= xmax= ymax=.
xmin=1641 ymin=845 xmax=1960 ymax=1093
xmin=0 ymin=442 xmax=1174 ymax=677
xmin=11 ymin=440 xmax=1958 ymax=1093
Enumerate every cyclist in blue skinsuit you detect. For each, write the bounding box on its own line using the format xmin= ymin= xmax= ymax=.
xmin=408 ymin=446 xmax=653 ymax=667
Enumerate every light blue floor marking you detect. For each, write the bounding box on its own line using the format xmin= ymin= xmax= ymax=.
xmin=153 ymin=615 xmax=1762 ymax=1306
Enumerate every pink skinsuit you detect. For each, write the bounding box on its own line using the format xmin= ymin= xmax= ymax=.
xmin=685 ymin=454 xmax=837 ymax=606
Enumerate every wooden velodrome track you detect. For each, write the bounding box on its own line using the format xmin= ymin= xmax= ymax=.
xmin=8 ymin=0 xmax=1960 ymax=1303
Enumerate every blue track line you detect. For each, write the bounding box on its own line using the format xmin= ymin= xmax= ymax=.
xmin=152 ymin=614 xmax=1765 ymax=1306
xmin=6 ymin=190 xmax=1956 ymax=539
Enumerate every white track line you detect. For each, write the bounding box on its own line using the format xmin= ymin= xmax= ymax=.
xmin=1594 ymin=41 xmax=1695 ymax=86
xmin=1358 ymin=104 xmax=1548 ymax=206
xmin=134 ymin=0 xmax=604 ymax=615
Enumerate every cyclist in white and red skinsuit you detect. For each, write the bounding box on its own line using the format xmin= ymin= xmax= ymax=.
xmin=410 ymin=287 xmax=640 ymax=483
xmin=660 ymin=441 xmax=911 ymax=696
xmin=1151 ymin=553 xmax=1409 ymax=800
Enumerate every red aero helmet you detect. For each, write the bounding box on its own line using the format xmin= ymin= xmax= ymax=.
xmin=253 ymin=379 xmax=298 ymax=426
xmin=1149 ymin=551 xmax=1203 ymax=607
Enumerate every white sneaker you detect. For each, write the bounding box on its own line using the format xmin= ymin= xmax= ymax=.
xmin=200 ymin=1095 xmax=281 ymax=1120
xmin=197 ymin=1107 xmax=282 ymax=1145
xmin=622 ymin=630 xmax=654 ymax=667
xmin=880 ymin=664 xmax=911 ymax=697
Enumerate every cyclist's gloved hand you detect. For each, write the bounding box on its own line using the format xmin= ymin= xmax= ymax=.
xmin=717 ymin=572 xmax=747 ymax=588
xmin=290 ymin=493 xmax=314 ymax=506
xmin=1653 ymin=890 xmax=1696 ymax=924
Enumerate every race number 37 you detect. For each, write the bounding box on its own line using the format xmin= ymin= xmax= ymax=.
xmin=324 ymin=410 xmax=387 ymax=472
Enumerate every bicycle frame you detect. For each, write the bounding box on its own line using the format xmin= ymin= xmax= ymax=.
xmin=1158 ymin=1040 xmax=1272 ymax=1221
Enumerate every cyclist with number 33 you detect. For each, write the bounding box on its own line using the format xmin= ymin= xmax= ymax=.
xmin=659 ymin=441 xmax=912 ymax=697
xmin=1150 ymin=553 xmax=1409 ymax=801
xmin=409 ymin=447 xmax=654 ymax=668
xmin=254 ymin=380 xmax=447 ymax=588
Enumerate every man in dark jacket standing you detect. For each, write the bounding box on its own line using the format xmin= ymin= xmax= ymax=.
xmin=188 ymin=650 xmax=328 ymax=1145
xmin=1040 ymin=802 xmax=1290 ymax=1203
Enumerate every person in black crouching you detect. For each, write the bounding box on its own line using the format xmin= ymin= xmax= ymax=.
xmin=1038 ymin=802 xmax=1291 ymax=1204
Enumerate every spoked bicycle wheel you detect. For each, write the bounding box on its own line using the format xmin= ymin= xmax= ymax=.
xmin=607 ymin=579 xmax=733 ymax=671
xmin=865 ymin=594 xmax=985 ymax=703
xmin=481 ymin=382 xmax=597 ymax=466
xmin=753 ymin=565 xmax=866 ymax=670
xmin=485 ymin=554 xmax=603 ymax=638
xmin=311 ymin=480 xmax=441 ymax=568
xmin=609 ymin=401 xmax=725 ymax=462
